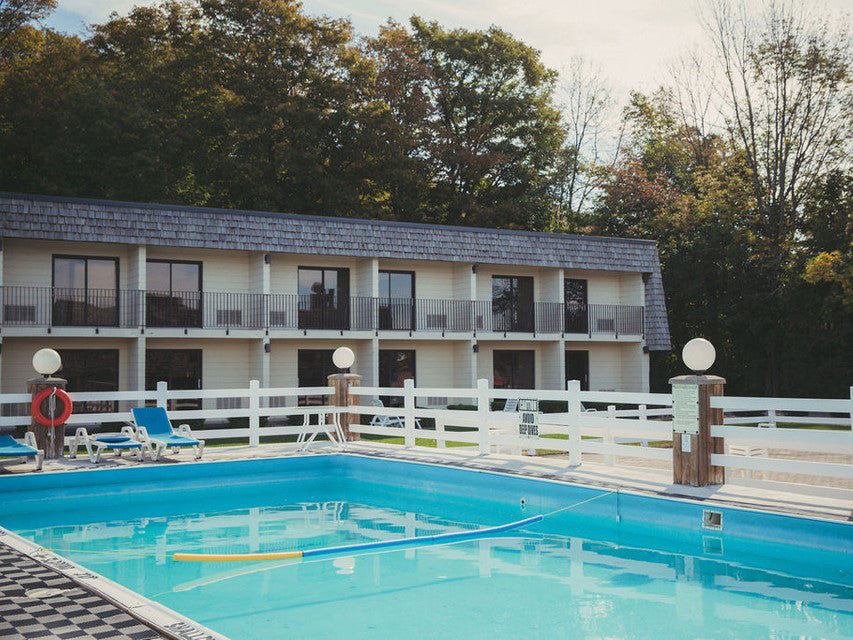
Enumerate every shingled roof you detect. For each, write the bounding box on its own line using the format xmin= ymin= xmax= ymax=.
xmin=0 ymin=192 xmax=671 ymax=350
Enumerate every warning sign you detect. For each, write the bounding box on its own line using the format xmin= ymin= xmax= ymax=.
xmin=518 ymin=399 xmax=539 ymax=438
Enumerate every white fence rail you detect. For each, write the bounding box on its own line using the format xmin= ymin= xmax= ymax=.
xmin=0 ymin=381 xmax=338 ymax=447
xmin=709 ymin=391 xmax=853 ymax=494
xmin=2 ymin=378 xmax=851 ymax=497
xmin=349 ymin=379 xmax=675 ymax=466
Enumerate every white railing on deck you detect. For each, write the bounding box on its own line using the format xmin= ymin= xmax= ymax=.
xmin=0 ymin=381 xmax=338 ymax=447
xmin=2 ymin=378 xmax=850 ymax=497
xmin=348 ymin=379 xmax=675 ymax=468
xmin=709 ymin=390 xmax=853 ymax=494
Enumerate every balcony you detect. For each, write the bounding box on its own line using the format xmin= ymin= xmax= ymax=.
xmin=0 ymin=287 xmax=644 ymax=338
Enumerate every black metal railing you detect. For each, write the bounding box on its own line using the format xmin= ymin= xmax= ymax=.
xmin=574 ymin=303 xmax=644 ymax=337
xmin=0 ymin=286 xmax=645 ymax=337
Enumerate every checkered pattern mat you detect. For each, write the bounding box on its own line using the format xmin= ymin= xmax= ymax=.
xmin=0 ymin=542 xmax=165 ymax=640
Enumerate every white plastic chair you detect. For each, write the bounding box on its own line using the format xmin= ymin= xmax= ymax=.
xmin=368 ymin=397 xmax=422 ymax=429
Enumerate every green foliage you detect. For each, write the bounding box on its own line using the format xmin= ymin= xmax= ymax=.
xmin=0 ymin=0 xmax=848 ymax=397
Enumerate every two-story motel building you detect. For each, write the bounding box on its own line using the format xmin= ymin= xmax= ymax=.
xmin=0 ymin=193 xmax=670 ymax=409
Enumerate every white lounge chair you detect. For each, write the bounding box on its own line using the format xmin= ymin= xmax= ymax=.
xmin=368 ymin=397 xmax=422 ymax=429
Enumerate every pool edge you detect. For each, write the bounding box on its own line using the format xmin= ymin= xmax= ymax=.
xmin=0 ymin=525 xmax=230 ymax=640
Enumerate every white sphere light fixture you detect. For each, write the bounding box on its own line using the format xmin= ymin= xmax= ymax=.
xmin=681 ymin=338 xmax=716 ymax=375
xmin=332 ymin=346 xmax=355 ymax=370
xmin=32 ymin=348 xmax=62 ymax=377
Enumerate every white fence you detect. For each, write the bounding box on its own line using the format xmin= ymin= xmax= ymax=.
xmin=0 ymin=381 xmax=339 ymax=447
xmin=2 ymin=379 xmax=851 ymax=497
xmin=710 ymin=392 xmax=853 ymax=496
xmin=348 ymin=379 xmax=675 ymax=468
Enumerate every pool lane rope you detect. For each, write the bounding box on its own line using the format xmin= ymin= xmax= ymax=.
xmin=172 ymin=489 xmax=618 ymax=563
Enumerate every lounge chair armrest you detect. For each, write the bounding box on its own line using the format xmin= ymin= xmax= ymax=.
xmin=136 ymin=426 xmax=150 ymax=440
xmin=120 ymin=425 xmax=137 ymax=438
xmin=24 ymin=431 xmax=38 ymax=448
xmin=177 ymin=424 xmax=193 ymax=436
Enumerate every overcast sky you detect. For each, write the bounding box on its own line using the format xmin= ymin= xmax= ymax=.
xmin=45 ymin=0 xmax=850 ymax=105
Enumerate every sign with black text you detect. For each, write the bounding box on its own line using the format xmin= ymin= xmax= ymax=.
xmin=518 ymin=399 xmax=539 ymax=438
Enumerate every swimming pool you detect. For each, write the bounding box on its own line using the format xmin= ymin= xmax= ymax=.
xmin=1 ymin=455 xmax=852 ymax=639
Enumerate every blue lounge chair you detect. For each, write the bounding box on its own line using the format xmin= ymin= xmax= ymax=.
xmin=130 ymin=407 xmax=205 ymax=462
xmin=0 ymin=433 xmax=44 ymax=471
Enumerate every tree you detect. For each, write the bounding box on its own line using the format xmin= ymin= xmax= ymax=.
xmin=362 ymin=20 xmax=435 ymax=222
xmin=550 ymin=57 xmax=618 ymax=231
xmin=699 ymin=0 xmax=852 ymax=393
xmin=0 ymin=0 xmax=54 ymax=46
xmin=407 ymin=17 xmax=564 ymax=229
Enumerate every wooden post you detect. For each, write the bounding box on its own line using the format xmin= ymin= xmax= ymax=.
xmin=670 ymin=375 xmax=726 ymax=486
xmin=27 ymin=376 xmax=68 ymax=459
xmin=328 ymin=373 xmax=361 ymax=441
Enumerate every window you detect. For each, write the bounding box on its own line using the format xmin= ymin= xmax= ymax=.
xmin=146 ymin=260 xmax=202 ymax=327
xmin=145 ymin=350 xmax=202 ymax=410
xmin=565 ymin=350 xmax=590 ymax=391
xmin=564 ymin=278 xmax=588 ymax=333
xmin=57 ymin=349 xmax=119 ymax=413
xmin=52 ymin=256 xmax=118 ymax=326
xmin=378 ymin=270 xmax=415 ymax=330
xmin=493 ymin=350 xmax=535 ymax=389
xmin=297 ymin=349 xmax=340 ymax=406
xmin=298 ymin=267 xmax=350 ymax=329
xmin=492 ymin=276 xmax=534 ymax=332
xmin=378 ymin=350 xmax=416 ymax=407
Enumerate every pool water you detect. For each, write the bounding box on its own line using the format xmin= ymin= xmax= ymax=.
xmin=1 ymin=456 xmax=852 ymax=639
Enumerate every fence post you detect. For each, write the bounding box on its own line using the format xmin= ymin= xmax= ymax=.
xmin=669 ymin=375 xmax=726 ymax=487
xmin=604 ymin=405 xmax=616 ymax=466
xmin=156 ymin=381 xmax=168 ymax=409
xmin=403 ymin=378 xmax=416 ymax=448
xmin=476 ymin=378 xmax=490 ymax=454
xmin=26 ymin=374 xmax=68 ymax=459
xmin=248 ymin=379 xmax=260 ymax=448
xmin=436 ymin=418 xmax=446 ymax=449
xmin=328 ymin=373 xmax=361 ymax=441
xmin=639 ymin=404 xmax=649 ymax=447
xmin=567 ymin=380 xmax=581 ymax=466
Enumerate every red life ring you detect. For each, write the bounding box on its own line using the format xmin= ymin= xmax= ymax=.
xmin=32 ymin=388 xmax=73 ymax=427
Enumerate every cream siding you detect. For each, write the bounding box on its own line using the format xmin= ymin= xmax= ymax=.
xmin=3 ymin=239 xmax=134 ymax=289
xmin=1 ymin=240 xmax=654 ymax=396
xmin=475 ymin=340 xmax=550 ymax=389
xmin=1 ymin=337 xmax=133 ymax=394
xmin=146 ymin=246 xmax=251 ymax=293
xmin=269 ymin=254 xmax=362 ymax=295
xmin=378 ymin=259 xmax=455 ymax=300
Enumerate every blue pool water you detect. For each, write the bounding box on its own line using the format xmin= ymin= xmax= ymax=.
xmin=1 ymin=455 xmax=852 ymax=639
